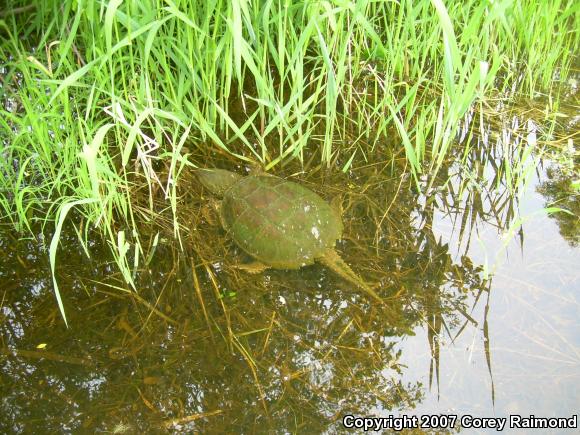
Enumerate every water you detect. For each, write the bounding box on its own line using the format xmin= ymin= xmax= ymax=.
xmin=399 ymin=167 xmax=579 ymax=433
xmin=0 ymin=156 xmax=578 ymax=433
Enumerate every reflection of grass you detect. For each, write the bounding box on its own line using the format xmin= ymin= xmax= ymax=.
xmin=537 ymin=162 xmax=580 ymax=246
xmin=0 ymin=0 xmax=577 ymax=319
xmin=0 ymin=152 xmax=538 ymax=431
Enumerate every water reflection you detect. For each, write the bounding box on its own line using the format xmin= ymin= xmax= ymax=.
xmin=537 ymin=164 xmax=579 ymax=247
xmin=0 ymin=114 xmax=580 ymax=433
xmin=0 ymin=163 xmax=493 ymax=434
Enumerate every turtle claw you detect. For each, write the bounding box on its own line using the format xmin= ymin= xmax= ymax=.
xmin=234 ymin=262 xmax=269 ymax=274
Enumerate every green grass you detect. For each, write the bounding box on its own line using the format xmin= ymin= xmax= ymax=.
xmin=0 ymin=0 xmax=578 ymax=322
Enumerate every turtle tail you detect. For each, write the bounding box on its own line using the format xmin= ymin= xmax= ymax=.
xmin=319 ymin=249 xmax=382 ymax=303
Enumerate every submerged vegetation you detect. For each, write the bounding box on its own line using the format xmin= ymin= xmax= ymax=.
xmin=0 ymin=162 xmax=494 ymax=432
xmin=0 ymin=0 xmax=578 ymax=320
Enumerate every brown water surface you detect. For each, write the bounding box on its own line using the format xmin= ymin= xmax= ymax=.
xmin=1 ymin=148 xmax=578 ymax=434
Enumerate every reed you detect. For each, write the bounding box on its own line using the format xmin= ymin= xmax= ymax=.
xmin=0 ymin=0 xmax=577 ymax=321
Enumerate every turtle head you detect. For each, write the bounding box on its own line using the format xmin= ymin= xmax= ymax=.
xmin=195 ymin=168 xmax=242 ymax=197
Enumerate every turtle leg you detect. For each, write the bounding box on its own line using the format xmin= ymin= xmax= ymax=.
xmin=330 ymin=195 xmax=343 ymax=217
xmin=234 ymin=262 xmax=270 ymax=274
xmin=318 ymin=249 xmax=382 ymax=303
xmin=201 ymin=199 xmax=222 ymax=227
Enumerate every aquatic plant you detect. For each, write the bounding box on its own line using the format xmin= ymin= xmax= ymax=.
xmin=0 ymin=0 xmax=577 ymax=321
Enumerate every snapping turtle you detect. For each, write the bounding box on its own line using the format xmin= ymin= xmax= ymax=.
xmin=196 ymin=168 xmax=381 ymax=302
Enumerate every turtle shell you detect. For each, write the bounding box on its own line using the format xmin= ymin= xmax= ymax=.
xmin=220 ymin=175 xmax=342 ymax=269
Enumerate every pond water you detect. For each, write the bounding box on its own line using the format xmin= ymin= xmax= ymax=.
xmin=399 ymin=167 xmax=579 ymax=433
xmin=0 ymin=143 xmax=577 ymax=434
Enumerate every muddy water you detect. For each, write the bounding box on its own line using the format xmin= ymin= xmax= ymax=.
xmin=0 ymin=154 xmax=578 ymax=433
